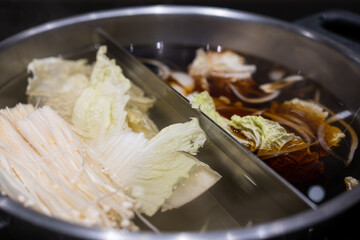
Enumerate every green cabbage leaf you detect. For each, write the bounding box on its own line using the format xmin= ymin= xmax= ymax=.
xmin=26 ymin=57 xmax=91 ymax=121
xmin=190 ymin=91 xmax=229 ymax=129
xmin=191 ymin=91 xmax=296 ymax=154
xmin=230 ymin=115 xmax=296 ymax=154
xmin=71 ymin=47 xmax=220 ymax=216
xmin=92 ymin=118 xmax=220 ymax=216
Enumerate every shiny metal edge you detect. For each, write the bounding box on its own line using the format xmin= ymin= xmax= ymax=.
xmin=0 ymin=5 xmax=359 ymax=240
xmin=1 ymin=5 xmax=360 ymax=64
xmin=1 ymin=184 xmax=360 ymax=240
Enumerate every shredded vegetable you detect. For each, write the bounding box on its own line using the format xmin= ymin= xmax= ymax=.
xmin=0 ymin=45 xmax=221 ymax=231
xmin=0 ymin=104 xmax=138 ymax=229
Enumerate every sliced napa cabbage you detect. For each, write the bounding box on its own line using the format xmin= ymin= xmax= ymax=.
xmin=125 ymin=104 xmax=159 ymax=139
xmin=72 ymin=46 xmax=158 ymax=139
xmin=126 ymin=83 xmax=158 ymax=139
xmin=14 ymin=45 xmax=220 ymax=228
xmin=127 ymin=83 xmax=156 ymax=113
xmin=72 ymin=46 xmax=131 ymax=138
xmin=188 ymin=48 xmax=212 ymax=77
xmin=230 ymin=115 xmax=296 ymax=155
xmin=70 ymin=47 xmax=220 ymax=216
xmin=191 ymin=91 xmax=297 ymax=154
xmin=91 ymin=116 xmax=220 ymax=217
xmin=191 ymin=91 xmax=251 ymax=147
xmin=26 ymin=57 xmax=91 ymax=121
xmin=191 ymin=91 xmax=229 ymax=129
xmin=26 ymin=46 xmax=157 ymax=138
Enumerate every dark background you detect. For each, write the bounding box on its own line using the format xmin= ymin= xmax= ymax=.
xmin=1 ymin=0 xmax=360 ymax=42
xmin=0 ymin=0 xmax=360 ymax=239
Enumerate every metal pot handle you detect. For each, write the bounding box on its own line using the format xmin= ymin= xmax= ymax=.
xmin=295 ymin=10 xmax=360 ymax=54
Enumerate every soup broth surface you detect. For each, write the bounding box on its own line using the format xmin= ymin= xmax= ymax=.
xmin=129 ymin=43 xmax=360 ymax=204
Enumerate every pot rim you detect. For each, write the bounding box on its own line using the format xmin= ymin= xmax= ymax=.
xmin=0 ymin=5 xmax=359 ymax=240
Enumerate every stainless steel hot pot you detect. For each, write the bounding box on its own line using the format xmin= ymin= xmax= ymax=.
xmin=0 ymin=5 xmax=359 ymax=240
